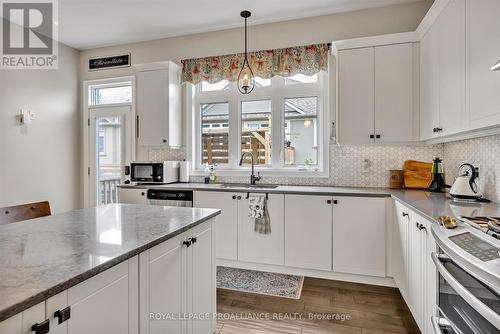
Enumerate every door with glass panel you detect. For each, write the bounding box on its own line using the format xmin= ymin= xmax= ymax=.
xmin=89 ymin=106 xmax=133 ymax=206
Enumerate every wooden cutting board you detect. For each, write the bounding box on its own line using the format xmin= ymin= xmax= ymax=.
xmin=403 ymin=160 xmax=433 ymax=189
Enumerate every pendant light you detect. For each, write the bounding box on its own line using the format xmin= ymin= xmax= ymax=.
xmin=238 ymin=10 xmax=255 ymax=94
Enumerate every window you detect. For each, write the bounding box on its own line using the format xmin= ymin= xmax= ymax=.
xmin=89 ymin=82 xmax=132 ymax=105
xmin=98 ymin=131 xmax=106 ymax=155
xmin=241 ymin=100 xmax=272 ymax=166
xmin=201 ymin=102 xmax=229 ymax=165
xmin=192 ymin=72 xmax=328 ymax=174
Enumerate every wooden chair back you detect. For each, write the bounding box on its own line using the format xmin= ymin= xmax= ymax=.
xmin=0 ymin=201 xmax=51 ymax=225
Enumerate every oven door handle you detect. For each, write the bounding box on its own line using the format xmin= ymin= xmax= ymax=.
xmin=432 ymin=252 xmax=500 ymax=330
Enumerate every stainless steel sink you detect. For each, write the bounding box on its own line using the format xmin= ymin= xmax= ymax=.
xmin=217 ymin=183 xmax=279 ymax=189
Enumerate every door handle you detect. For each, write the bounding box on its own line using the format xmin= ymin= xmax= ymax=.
xmin=54 ymin=306 xmax=71 ymax=324
xmin=32 ymin=319 xmax=50 ymax=334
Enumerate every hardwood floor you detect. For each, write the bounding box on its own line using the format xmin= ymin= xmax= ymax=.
xmin=216 ymin=277 xmax=420 ymax=334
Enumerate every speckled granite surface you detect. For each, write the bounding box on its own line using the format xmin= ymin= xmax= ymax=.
xmin=0 ymin=204 xmax=220 ymax=322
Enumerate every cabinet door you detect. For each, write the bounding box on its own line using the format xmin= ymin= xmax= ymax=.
xmin=375 ymin=43 xmax=414 ymax=142
xmin=408 ymin=212 xmax=425 ymax=331
xmin=439 ymin=0 xmax=466 ymax=136
xmin=0 ymin=302 xmax=46 ymax=334
xmin=338 ymin=48 xmax=375 ymax=144
xmin=140 ymin=234 xmax=184 ymax=334
xmin=194 ymin=191 xmax=238 ymax=260
xmin=188 ymin=221 xmax=215 ymax=334
xmin=237 ymin=194 xmax=285 ymax=265
xmin=118 ymin=188 xmax=148 ymax=204
xmin=423 ymin=218 xmax=437 ymax=334
xmin=332 ymin=197 xmax=386 ymax=277
xmin=393 ymin=201 xmax=410 ymax=301
xmin=468 ymin=0 xmax=500 ymax=129
xmin=420 ymin=23 xmax=440 ymax=141
xmin=0 ymin=313 xmax=21 ymax=334
xmin=137 ymin=69 xmax=169 ymax=146
xmin=46 ymin=292 xmax=68 ymax=334
xmin=285 ymin=195 xmax=333 ymax=271
xmin=68 ymin=258 xmax=138 ymax=334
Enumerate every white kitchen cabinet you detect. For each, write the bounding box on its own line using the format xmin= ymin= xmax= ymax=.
xmin=408 ymin=212 xmax=424 ymax=329
xmin=136 ymin=61 xmax=182 ymax=147
xmin=119 ymin=187 xmax=148 ymax=205
xmin=186 ymin=222 xmax=215 ymax=334
xmin=438 ymin=0 xmax=466 ymax=137
xmin=338 ymin=47 xmax=374 ymax=144
xmin=420 ymin=22 xmax=440 ymax=141
xmin=332 ymin=196 xmax=386 ymax=277
xmin=423 ymin=218 xmax=437 ymax=334
xmin=139 ymin=233 xmax=184 ymax=334
xmin=0 ymin=302 xmax=46 ymax=334
xmin=374 ymin=43 xmax=415 ymax=142
xmin=237 ymin=194 xmax=285 ymax=265
xmin=139 ymin=220 xmax=215 ymax=334
xmin=337 ymin=42 xmax=416 ymax=144
xmin=285 ymin=195 xmax=333 ymax=271
xmin=468 ymin=0 xmax=500 ymax=130
xmin=194 ymin=191 xmax=238 ymax=260
xmin=67 ymin=258 xmax=138 ymax=334
xmin=393 ymin=201 xmax=410 ymax=301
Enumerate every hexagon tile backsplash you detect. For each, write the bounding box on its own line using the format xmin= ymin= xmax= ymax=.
xmin=147 ymin=135 xmax=500 ymax=202
xmin=443 ymin=134 xmax=500 ymax=203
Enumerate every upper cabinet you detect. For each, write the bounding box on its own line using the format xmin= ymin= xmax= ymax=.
xmin=468 ymin=0 xmax=500 ymax=130
xmin=335 ymin=36 xmax=418 ymax=144
xmin=136 ymin=61 xmax=182 ymax=147
xmin=420 ymin=0 xmax=466 ymax=140
xmin=419 ymin=0 xmax=500 ymax=141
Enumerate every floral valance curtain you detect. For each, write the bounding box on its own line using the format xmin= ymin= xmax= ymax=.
xmin=181 ymin=43 xmax=329 ymax=85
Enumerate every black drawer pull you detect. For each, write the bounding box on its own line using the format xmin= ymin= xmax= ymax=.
xmin=370 ymin=134 xmax=374 ymax=139
xmin=183 ymin=239 xmax=192 ymax=247
xmin=402 ymin=212 xmax=409 ymax=218
xmin=191 ymin=236 xmax=197 ymax=244
xmin=333 ymin=200 xmax=338 ymax=204
xmin=32 ymin=319 xmax=50 ymax=334
xmin=327 ymin=200 xmax=332 ymax=204
xmin=54 ymin=306 xmax=71 ymax=324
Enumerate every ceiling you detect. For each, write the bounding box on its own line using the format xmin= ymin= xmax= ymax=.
xmin=58 ymin=0 xmax=422 ymax=50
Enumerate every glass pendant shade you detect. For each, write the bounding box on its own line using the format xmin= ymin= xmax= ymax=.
xmin=237 ymin=10 xmax=255 ymax=94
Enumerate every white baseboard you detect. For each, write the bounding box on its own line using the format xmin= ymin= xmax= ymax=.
xmin=217 ymin=259 xmax=397 ymax=288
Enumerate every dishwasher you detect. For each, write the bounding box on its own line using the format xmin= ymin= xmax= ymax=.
xmin=147 ymin=189 xmax=193 ymax=207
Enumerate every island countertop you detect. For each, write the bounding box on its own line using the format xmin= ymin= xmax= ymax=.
xmin=0 ymin=204 xmax=220 ymax=322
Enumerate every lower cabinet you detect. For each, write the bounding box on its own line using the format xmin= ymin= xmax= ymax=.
xmin=237 ymin=194 xmax=285 ymax=265
xmin=139 ymin=220 xmax=215 ymax=334
xmin=0 ymin=258 xmax=139 ymax=334
xmin=119 ymin=187 xmax=149 ymax=205
xmin=284 ymin=194 xmax=333 ymax=271
xmin=194 ymin=191 xmax=285 ymax=266
xmin=332 ymin=196 xmax=386 ymax=277
xmin=392 ymin=201 xmax=437 ymax=334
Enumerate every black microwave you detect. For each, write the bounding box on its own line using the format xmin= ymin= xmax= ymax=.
xmin=130 ymin=161 xmax=179 ymax=183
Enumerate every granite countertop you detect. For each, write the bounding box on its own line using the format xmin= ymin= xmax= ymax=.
xmin=0 ymin=204 xmax=220 ymax=322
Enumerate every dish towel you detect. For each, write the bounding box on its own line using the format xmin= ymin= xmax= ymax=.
xmin=248 ymin=194 xmax=271 ymax=234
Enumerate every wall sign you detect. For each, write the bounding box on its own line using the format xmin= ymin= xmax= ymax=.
xmin=88 ymin=54 xmax=130 ymax=71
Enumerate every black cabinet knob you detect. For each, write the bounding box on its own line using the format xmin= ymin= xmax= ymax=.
xmin=435 ymin=127 xmax=443 ymax=132
xmin=232 ymin=195 xmax=236 ymax=200
xmin=370 ymin=134 xmax=375 ymax=139
xmin=333 ymin=200 xmax=338 ymax=204
xmin=376 ymin=134 xmax=381 ymax=139
xmin=183 ymin=239 xmax=192 ymax=247
xmin=141 ymin=192 xmax=145 ymax=196
xmin=402 ymin=212 xmax=409 ymax=218
xmin=162 ymin=139 xmax=167 ymax=143
xmin=54 ymin=306 xmax=71 ymax=325
xmin=32 ymin=319 xmax=50 ymax=334
xmin=432 ymin=128 xmax=437 ymax=133
xmin=237 ymin=196 xmax=242 ymax=200
xmin=191 ymin=236 xmax=197 ymax=244
xmin=327 ymin=199 xmax=332 ymax=204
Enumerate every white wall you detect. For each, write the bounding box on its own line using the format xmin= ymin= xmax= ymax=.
xmin=0 ymin=41 xmax=80 ymax=213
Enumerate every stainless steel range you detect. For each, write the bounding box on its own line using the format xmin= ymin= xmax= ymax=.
xmin=431 ymin=217 xmax=500 ymax=334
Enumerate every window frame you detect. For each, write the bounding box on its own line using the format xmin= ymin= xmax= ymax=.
xmin=188 ymin=71 xmax=330 ymax=177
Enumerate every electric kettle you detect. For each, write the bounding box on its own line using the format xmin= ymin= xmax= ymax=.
xmin=449 ymin=163 xmax=482 ymax=201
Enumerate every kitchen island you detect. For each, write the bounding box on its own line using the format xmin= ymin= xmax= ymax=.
xmin=0 ymin=204 xmax=220 ymax=334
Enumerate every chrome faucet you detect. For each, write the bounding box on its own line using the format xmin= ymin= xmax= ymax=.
xmin=239 ymin=152 xmax=261 ymax=185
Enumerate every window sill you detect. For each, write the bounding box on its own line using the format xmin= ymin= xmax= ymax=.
xmin=190 ymin=167 xmax=329 ymax=178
